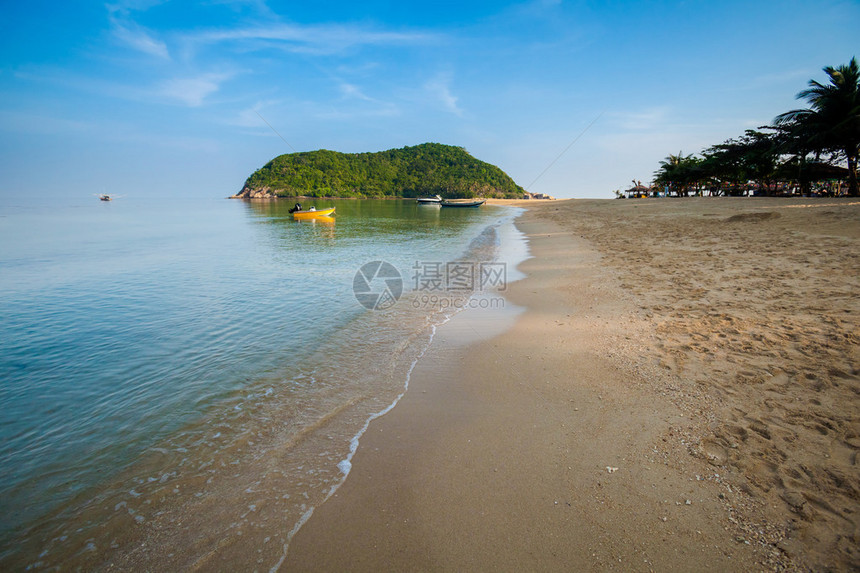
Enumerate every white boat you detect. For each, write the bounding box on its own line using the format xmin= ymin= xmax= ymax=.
xmin=416 ymin=194 xmax=442 ymax=204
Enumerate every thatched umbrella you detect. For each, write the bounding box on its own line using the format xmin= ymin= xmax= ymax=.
xmin=624 ymin=184 xmax=652 ymax=198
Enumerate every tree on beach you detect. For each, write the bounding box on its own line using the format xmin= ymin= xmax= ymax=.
xmin=701 ymin=130 xmax=779 ymax=195
xmin=653 ymin=152 xmax=703 ymax=196
xmin=775 ymin=57 xmax=860 ymax=196
xmin=640 ymin=57 xmax=859 ymax=198
xmin=657 ymin=152 xmax=692 ymax=176
xmin=768 ymin=119 xmax=825 ymax=195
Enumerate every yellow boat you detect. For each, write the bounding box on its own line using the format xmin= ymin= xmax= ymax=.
xmin=293 ymin=207 xmax=335 ymax=220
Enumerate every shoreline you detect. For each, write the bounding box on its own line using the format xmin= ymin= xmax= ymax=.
xmin=285 ymin=203 xmax=751 ymax=570
xmin=283 ymin=197 xmax=859 ymax=571
xmin=0 ymin=199 xmax=522 ymax=571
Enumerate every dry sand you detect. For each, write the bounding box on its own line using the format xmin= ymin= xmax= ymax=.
xmin=284 ymin=197 xmax=859 ymax=572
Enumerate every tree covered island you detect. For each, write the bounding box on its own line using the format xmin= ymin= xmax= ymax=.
xmin=233 ymin=143 xmax=526 ymax=199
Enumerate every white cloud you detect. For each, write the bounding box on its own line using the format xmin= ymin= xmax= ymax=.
xmin=157 ymin=73 xmax=233 ymax=106
xmin=184 ymin=23 xmax=439 ymax=57
xmin=424 ymin=74 xmax=463 ymax=116
xmin=109 ymin=16 xmax=170 ymax=59
xmin=339 ymin=83 xmax=375 ymax=102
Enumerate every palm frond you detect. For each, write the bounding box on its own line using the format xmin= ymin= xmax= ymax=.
xmin=774 ymin=108 xmax=812 ymax=125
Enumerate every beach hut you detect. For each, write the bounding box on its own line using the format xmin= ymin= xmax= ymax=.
xmin=623 ymin=184 xmax=652 ymax=199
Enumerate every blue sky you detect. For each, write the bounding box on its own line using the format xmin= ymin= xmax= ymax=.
xmin=1 ymin=1 xmax=858 ymax=199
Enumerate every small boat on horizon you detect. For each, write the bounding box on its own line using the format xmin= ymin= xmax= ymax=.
xmin=99 ymin=194 xmax=112 ymax=201
xmin=440 ymin=199 xmax=486 ymax=207
xmin=416 ymin=194 xmax=442 ymax=204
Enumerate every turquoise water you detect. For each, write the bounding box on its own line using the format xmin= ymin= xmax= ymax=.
xmin=0 ymin=196 xmax=524 ymax=568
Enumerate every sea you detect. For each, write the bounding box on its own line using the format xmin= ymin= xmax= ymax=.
xmin=0 ymin=195 xmax=527 ymax=569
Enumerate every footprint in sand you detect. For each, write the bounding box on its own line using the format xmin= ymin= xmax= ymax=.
xmin=700 ymin=438 xmax=729 ymax=466
xmin=749 ymin=421 xmax=772 ymax=440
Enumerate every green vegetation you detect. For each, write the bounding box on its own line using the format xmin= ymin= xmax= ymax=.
xmin=240 ymin=143 xmax=525 ymax=199
xmin=644 ymin=57 xmax=859 ymax=197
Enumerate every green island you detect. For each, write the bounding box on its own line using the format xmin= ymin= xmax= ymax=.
xmin=233 ymin=142 xmax=526 ymax=199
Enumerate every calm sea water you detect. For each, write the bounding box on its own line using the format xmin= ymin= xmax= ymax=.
xmin=0 ymin=196 xmax=524 ymax=569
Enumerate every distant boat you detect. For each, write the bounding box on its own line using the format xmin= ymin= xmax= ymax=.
xmin=440 ymin=199 xmax=486 ymax=207
xmin=293 ymin=207 xmax=336 ymax=220
xmin=99 ymin=194 xmax=112 ymax=201
xmin=416 ymin=194 xmax=442 ymax=204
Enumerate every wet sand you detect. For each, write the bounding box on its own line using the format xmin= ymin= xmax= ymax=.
xmin=284 ymin=197 xmax=859 ymax=572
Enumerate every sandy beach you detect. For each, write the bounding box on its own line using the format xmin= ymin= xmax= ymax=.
xmin=285 ymin=197 xmax=859 ymax=572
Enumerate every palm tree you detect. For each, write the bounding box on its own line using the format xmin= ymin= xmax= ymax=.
xmin=654 ymin=151 xmax=701 ymax=196
xmin=769 ymin=118 xmax=821 ymax=195
xmin=657 ymin=151 xmax=689 ymax=172
xmin=775 ymin=57 xmax=860 ymax=196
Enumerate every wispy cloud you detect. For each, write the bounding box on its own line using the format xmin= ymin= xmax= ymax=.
xmin=339 ymin=83 xmax=375 ymax=102
xmin=110 ymin=18 xmax=170 ymax=59
xmin=424 ymin=73 xmax=462 ymax=116
xmin=95 ymin=6 xmax=442 ymax=115
xmin=157 ymin=72 xmax=234 ymax=106
xmin=185 ymin=23 xmax=439 ymax=56
xmin=16 ymin=63 xmax=233 ymax=109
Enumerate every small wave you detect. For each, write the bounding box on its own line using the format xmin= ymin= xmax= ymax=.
xmin=272 ymin=316 xmax=449 ymax=571
xmin=269 ymin=209 xmax=528 ymax=570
